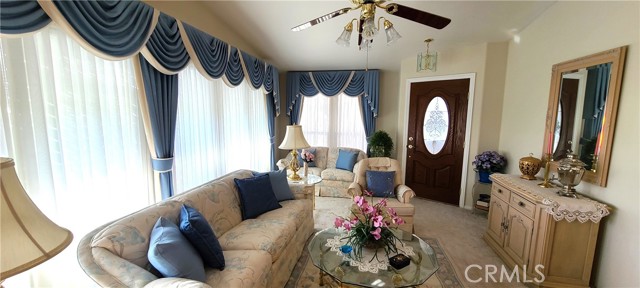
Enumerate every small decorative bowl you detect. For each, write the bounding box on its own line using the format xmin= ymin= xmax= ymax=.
xmin=519 ymin=153 xmax=542 ymax=180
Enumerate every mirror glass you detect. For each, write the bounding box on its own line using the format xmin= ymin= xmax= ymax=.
xmin=544 ymin=46 xmax=627 ymax=187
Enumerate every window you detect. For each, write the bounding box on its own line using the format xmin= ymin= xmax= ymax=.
xmin=299 ymin=93 xmax=367 ymax=151
xmin=173 ymin=64 xmax=270 ymax=192
xmin=0 ymin=26 xmax=152 ymax=287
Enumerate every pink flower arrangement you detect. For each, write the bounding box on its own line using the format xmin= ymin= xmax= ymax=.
xmin=301 ymin=149 xmax=315 ymax=163
xmin=334 ymin=190 xmax=404 ymax=260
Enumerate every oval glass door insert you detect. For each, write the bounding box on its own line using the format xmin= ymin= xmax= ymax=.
xmin=423 ymin=96 xmax=449 ymax=154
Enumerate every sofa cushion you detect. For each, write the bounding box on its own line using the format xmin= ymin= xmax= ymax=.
xmin=206 ymin=250 xmax=272 ymax=288
xmin=252 ymin=169 xmax=294 ymax=201
xmin=179 ymin=205 xmax=225 ymax=270
xmin=218 ymin=217 xmax=297 ymax=262
xmin=336 ymin=149 xmax=358 ymax=171
xmin=321 ymin=168 xmax=355 ymax=182
xmin=258 ymin=200 xmax=311 ymax=231
xmin=234 ymin=174 xmax=282 ymax=219
xmin=148 ymin=217 xmax=206 ymax=282
xmin=366 ymin=170 xmax=396 ymax=197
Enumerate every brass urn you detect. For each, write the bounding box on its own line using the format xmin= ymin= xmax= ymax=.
xmin=519 ymin=153 xmax=542 ymax=180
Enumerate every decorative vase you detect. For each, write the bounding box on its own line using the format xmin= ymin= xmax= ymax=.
xmin=303 ymin=162 xmax=308 ymax=177
xmin=519 ymin=153 xmax=542 ymax=180
xmin=478 ymin=171 xmax=492 ymax=183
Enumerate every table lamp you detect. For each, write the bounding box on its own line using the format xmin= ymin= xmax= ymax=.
xmin=1 ymin=158 xmax=73 ymax=283
xmin=278 ymin=125 xmax=310 ymax=180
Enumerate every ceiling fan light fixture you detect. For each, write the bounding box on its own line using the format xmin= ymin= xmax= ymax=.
xmin=361 ymin=17 xmax=377 ymax=40
xmin=336 ymin=19 xmax=356 ymax=47
xmin=383 ymin=20 xmax=401 ymax=44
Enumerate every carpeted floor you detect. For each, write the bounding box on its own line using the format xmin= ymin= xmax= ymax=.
xmin=285 ymin=196 xmax=525 ymax=288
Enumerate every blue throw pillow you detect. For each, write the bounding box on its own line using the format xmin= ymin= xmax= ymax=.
xmin=298 ymin=148 xmax=317 ymax=167
xmin=252 ymin=169 xmax=295 ymax=201
xmin=234 ymin=174 xmax=282 ymax=219
xmin=148 ymin=217 xmax=206 ymax=282
xmin=336 ymin=149 xmax=358 ymax=171
xmin=366 ymin=170 xmax=396 ymax=197
xmin=179 ymin=205 xmax=225 ymax=270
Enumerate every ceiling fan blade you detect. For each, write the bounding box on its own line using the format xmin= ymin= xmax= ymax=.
xmin=291 ymin=7 xmax=352 ymax=32
xmin=387 ymin=4 xmax=451 ymax=30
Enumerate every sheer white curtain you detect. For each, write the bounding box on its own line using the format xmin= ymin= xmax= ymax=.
xmin=299 ymin=93 xmax=367 ymax=151
xmin=173 ymin=64 xmax=270 ymax=193
xmin=0 ymin=26 xmax=153 ymax=287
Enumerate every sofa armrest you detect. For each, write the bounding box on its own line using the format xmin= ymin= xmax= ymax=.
xmin=290 ymin=184 xmax=314 ymax=201
xmin=347 ymin=182 xmax=363 ymax=197
xmin=143 ymin=278 xmax=213 ymax=288
xmin=395 ymin=184 xmax=415 ymax=204
xmin=276 ymin=159 xmax=288 ymax=170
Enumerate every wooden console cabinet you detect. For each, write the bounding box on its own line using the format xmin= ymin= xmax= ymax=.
xmin=484 ymin=174 xmax=607 ymax=287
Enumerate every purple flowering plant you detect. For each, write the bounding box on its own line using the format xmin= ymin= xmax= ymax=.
xmin=300 ymin=149 xmax=315 ymax=163
xmin=334 ymin=190 xmax=404 ymax=261
xmin=472 ymin=150 xmax=507 ymax=172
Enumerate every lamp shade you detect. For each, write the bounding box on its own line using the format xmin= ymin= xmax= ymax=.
xmin=1 ymin=158 xmax=73 ymax=280
xmin=278 ymin=125 xmax=310 ymax=150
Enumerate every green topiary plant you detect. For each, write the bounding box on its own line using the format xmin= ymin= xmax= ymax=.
xmin=368 ymin=130 xmax=394 ymax=157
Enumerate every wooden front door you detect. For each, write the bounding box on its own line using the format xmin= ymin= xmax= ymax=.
xmin=406 ymin=79 xmax=469 ymax=205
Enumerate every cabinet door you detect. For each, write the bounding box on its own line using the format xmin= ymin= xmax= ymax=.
xmin=504 ymin=208 xmax=534 ymax=266
xmin=487 ymin=197 xmax=508 ymax=246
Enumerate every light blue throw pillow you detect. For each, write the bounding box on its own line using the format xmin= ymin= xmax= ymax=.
xmin=336 ymin=149 xmax=358 ymax=171
xmin=366 ymin=170 xmax=396 ymax=197
xmin=252 ymin=169 xmax=295 ymax=201
xmin=148 ymin=217 xmax=206 ymax=282
xmin=179 ymin=205 xmax=225 ymax=270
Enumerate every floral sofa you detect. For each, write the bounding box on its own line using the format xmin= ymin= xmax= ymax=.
xmin=77 ymin=170 xmax=314 ymax=288
xmin=277 ymin=147 xmax=366 ymax=198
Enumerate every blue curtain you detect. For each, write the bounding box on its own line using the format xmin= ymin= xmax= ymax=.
xmin=138 ymin=56 xmax=179 ymax=198
xmin=286 ymin=70 xmax=379 ymax=138
xmin=53 ymin=0 xmax=155 ymax=57
xmin=144 ymin=12 xmax=190 ymax=72
xmin=0 ymin=0 xmax=51 ymax=35
xmin=2 ymin=0 xmax=281 ymax=199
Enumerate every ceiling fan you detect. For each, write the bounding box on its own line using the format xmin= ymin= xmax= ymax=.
xmin=291 ymin=0 xmax=451 ymax=48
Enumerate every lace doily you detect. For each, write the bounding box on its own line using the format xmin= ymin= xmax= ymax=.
xmin=325 ymin=235 xmax=415 ymax=273
xmin=542 ymin=196 xmax=610 ymax=223
xmin=492 ymin=174 xmax=611 ymax=223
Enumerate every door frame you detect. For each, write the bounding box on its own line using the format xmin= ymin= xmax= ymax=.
xmin=401 ymin=73 xmax=476 ymax=208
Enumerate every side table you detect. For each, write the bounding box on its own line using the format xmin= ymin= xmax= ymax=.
xmin=472 ymin=182 xmax=491 ymax=214
xmin=288 ymin=174 xmax=322 ymax=209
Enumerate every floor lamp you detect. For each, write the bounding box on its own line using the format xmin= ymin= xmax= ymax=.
xmin=278 ymin=125 xmax=310 ymax=181
xmin=1 ymin=158 xmax=73 ymax=284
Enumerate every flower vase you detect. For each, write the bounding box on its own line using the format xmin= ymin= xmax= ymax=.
xmin=478 ymin=171 xmax=492 ymax=183
xmin=303 ymin=162 xmax=308 ymax=177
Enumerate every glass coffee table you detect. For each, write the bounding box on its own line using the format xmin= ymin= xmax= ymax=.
xmin=308 ymin=228 xmax=439 ymax=287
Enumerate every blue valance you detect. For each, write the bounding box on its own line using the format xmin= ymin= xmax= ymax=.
xmin=51 ymin=0 xmax=156 ymax=58
xmin=241 ymin=51 xmax=266 ymax=90
xmin=181 ymin=22 xmax=229 ymax=79
xmin=0 ymin=0 xmax=51 ymax=35
xmin=143 ymin=12 xmax=190 ymax=73
xmin=287 ymin=70 xmax=379 ymax=139
xmin=225 ymin=47 xmax=244 ymax=87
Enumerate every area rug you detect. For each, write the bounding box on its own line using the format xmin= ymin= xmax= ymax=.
xmin=285 ymin=234 xmax=463 ymax=288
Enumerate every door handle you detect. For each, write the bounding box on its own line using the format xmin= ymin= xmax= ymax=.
xmin=408 ymin=137 xmax=414 ymax=141
xmin=408 ymin=144 xmax=414 ymax=149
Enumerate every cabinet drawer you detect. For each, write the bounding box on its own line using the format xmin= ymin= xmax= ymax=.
xmin=492 ymin=183 xmax=511 ymax=202
xmin=510 ymin=193 xmax=535 ymax=219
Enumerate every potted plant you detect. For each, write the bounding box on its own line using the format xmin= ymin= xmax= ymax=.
xmin=368 ymin=130 xmax=393 ymax=157
xmin=472 ymin=151 xmax=507 ymax=183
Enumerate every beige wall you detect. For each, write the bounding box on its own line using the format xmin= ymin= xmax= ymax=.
xmin=396 ymin=42 xmax=508 ymax=208
xmin=500 ymin=1 xmax=639 ymax=286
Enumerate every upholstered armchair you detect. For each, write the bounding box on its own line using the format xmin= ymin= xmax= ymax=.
xmin=347 ymin=157 xmax=416 ymax=233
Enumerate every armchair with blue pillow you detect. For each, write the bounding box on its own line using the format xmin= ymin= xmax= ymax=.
xmin=347 ymin=157 xmax=416 ymax=233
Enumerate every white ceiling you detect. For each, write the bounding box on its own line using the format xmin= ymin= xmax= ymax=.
xmin=201 ymin=1 xmax=556 ymax=71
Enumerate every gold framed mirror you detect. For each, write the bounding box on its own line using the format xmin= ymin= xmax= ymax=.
xmin=543 ymin=46 xmax=627 ymax=187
